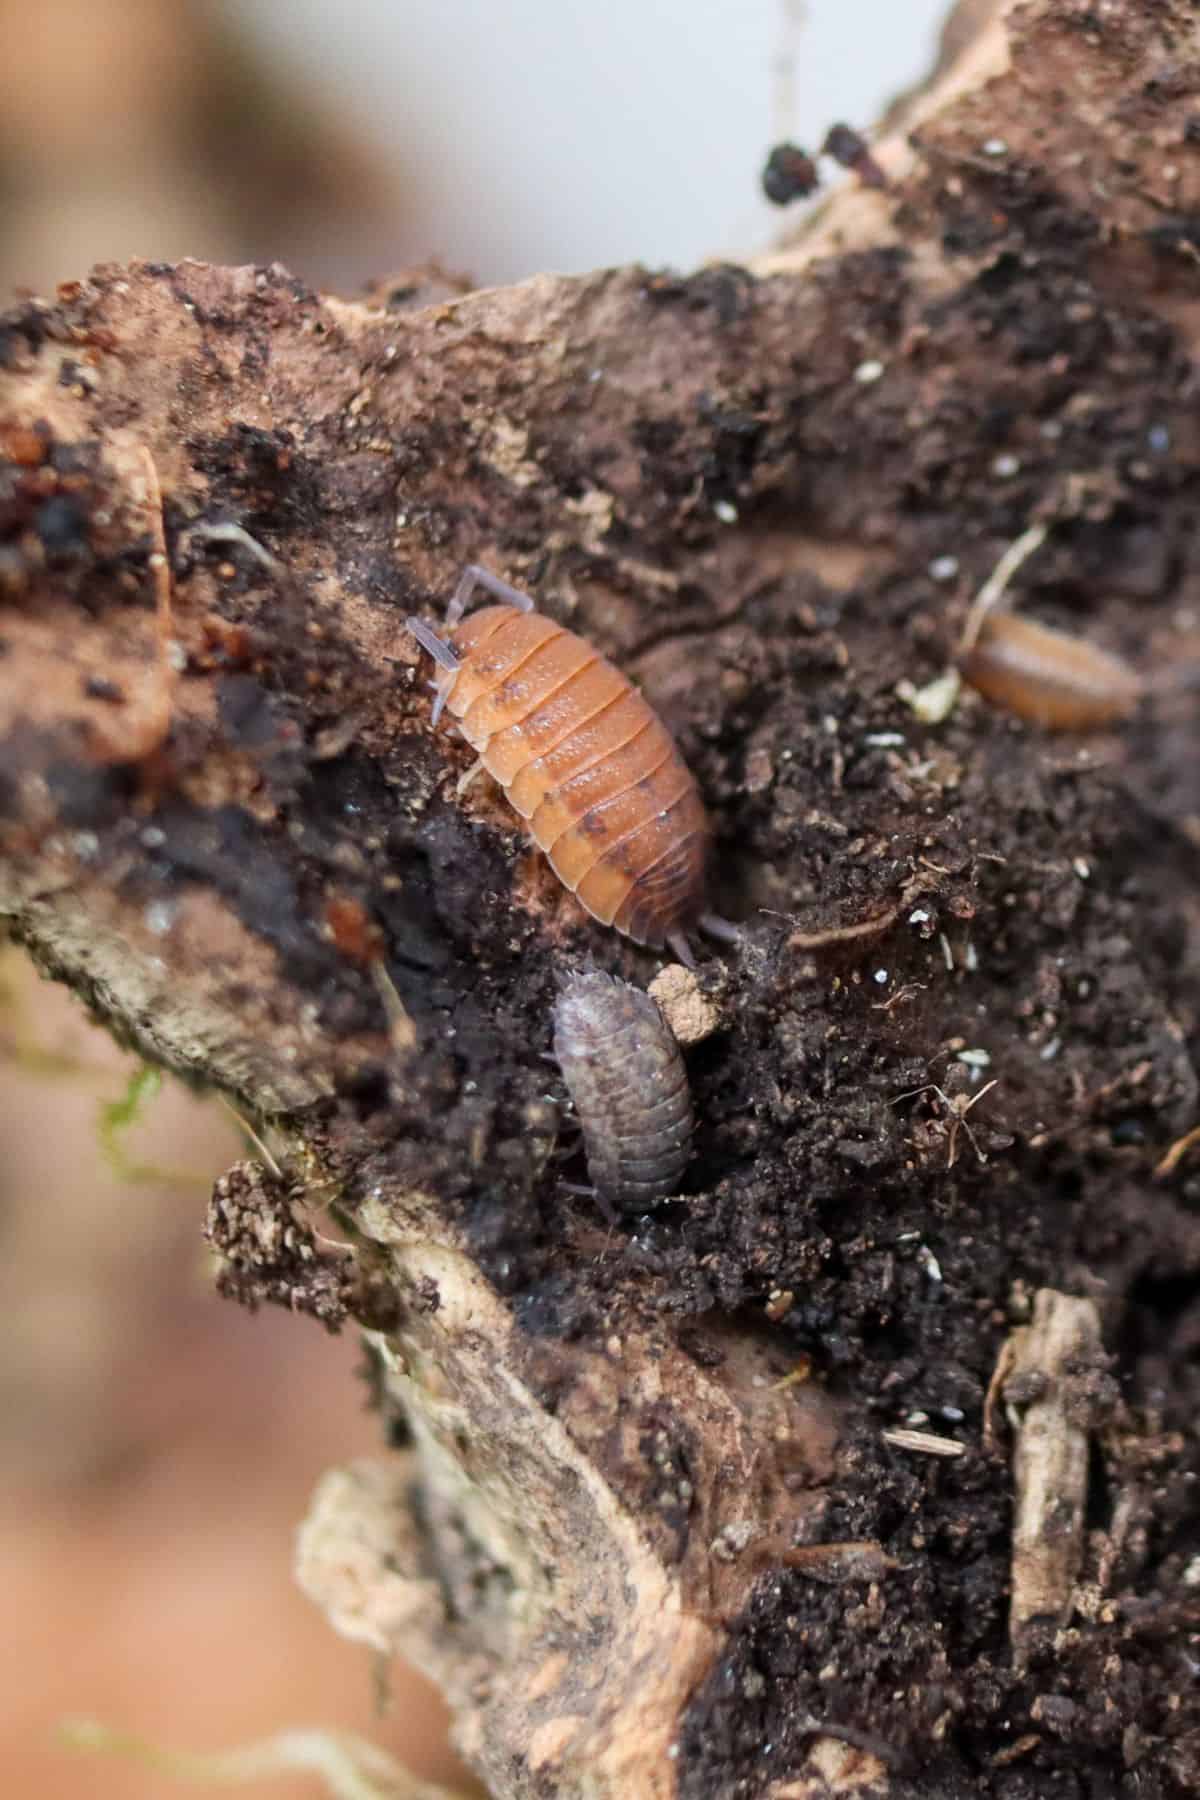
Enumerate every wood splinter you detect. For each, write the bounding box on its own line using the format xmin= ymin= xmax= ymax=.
xmin=984 ymin=1288 xmax=1107 ymax=1663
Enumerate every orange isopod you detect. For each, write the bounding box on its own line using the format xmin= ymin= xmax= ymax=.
xmin=407 ymin=566 xmax=735 ymax=963
xmin=958 ymin=611 xmax=1144 ymax=730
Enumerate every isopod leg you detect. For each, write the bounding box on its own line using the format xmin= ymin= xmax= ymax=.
xmin=455 ymin=755 xmax=486 ymax=797
xmin=560 ymin=1181 xmax=623 ymax=1232
xmin=666 ymin=930 xmax=697 ymax=969
xmin=406 ymin=617 xmax=460 ymax=725
xmin=699 ymin=911 xmax=743 ymax=946
xmin=406 ymin=615 xmax=460 ymax=671
xmin=447 ymin=562 xmax=537 ymax=626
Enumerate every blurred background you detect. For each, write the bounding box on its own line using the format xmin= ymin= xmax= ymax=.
xmin=0 ymin=1 xmax=946 ymax=1795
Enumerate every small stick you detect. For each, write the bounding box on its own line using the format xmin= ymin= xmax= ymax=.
xmin=881 ymin=1427 xmax=965 ymax=1458
xmin=993 ymin=1289 xmax=1105 ymax=1664
xmin=772 ymin=899 xmax=903 ymax=950
xmin=1154 ymin=1121 xmax=1200 ymax=1179
xmin=767 ymin=872 xmax=938 ymax=952
xmin=958 ymin=521 xmax=1049 ymax=655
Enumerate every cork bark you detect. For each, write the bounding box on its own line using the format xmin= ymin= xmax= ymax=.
xmin=2 ymin=3 xmax=1198 ymax=1795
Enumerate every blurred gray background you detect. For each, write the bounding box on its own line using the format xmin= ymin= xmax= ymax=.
xmin=224 ymin=0 xmax=944 ymax=281
xmin=6 ymin=0 xmax=946 ymax=296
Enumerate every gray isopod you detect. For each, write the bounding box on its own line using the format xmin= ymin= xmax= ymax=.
xmin=552 ymin=970 xmax=694 ymax=1212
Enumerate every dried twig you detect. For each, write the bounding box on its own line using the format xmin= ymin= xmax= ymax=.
xmin=957 ymin=521 xmax=1049 ymax=655
xmin=881 ymin=1427 xmax=965 ymax=1458
xmin=769 ymin=873 xmax=938 ymax=953
xmin=989 ymin=1289 xmax=1106 ymax=1662
xmin=777 ymin=900 xmax=905 ymax=951
xmin=1155 ymin=1122 xmax=1200 ymax=1179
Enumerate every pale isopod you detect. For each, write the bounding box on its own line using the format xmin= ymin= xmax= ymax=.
xmin=552 ymin=970 xmax=693 ymax=1211
xmin=958 ymin=611 xmax=1143 ymax=729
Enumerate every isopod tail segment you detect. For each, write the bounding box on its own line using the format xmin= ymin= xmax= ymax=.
xmin=406 ymin=563 xmax=742 ymax=961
